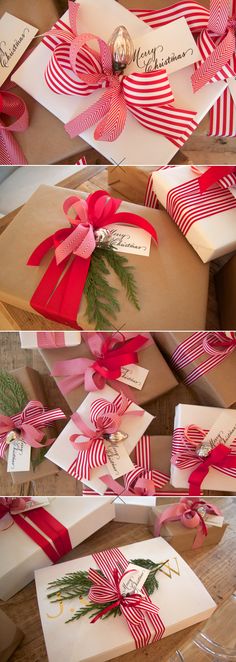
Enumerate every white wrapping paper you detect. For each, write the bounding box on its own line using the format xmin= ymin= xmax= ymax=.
xmin=151 ymin=166 xmax=236 ymax=262
xmin=114 ymin=496 xmax=157 ymax=523
xmin=35 ymin=536 xmax=216 ymax=662
xmin=12 ymin=0 xmax=226 ymax=165
xmin=46 ymin=384 xmax=154 ymax=494
xmin=171 ymin=404 xmax=236 ymax=491
xmin=0 ymin=497 xmax=115 ymax=601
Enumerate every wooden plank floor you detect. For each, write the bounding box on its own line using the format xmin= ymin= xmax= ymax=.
xmin=0 ymin=166 xmax=227 ymax=331
xmin=1 ymin=497 xmax=235 ymax=662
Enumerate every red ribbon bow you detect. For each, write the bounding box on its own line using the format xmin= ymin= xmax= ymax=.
xmin=0 ymin=497 xmax=72 ymax=562
xmin=68 ymin=392 xmax=143 ymax=481
xmin=0 ymin=88 xmax=28 ymax=165
xmin=154 ymin=497 xmax=221 ymax=548
xmin=43 ymin=0 xmax=197 ymax=146
xmin=198 ymin=166 xmax=236 ymax=192
xmin=52 ymin=332 xmax=149 ymax=394
xmin=0 ymin=400 xmax=66 ymax=460
xmin=27 ymin=189 xmax=157 ymax=328
xmin=88 ymin=547 xmax=165 ymax=646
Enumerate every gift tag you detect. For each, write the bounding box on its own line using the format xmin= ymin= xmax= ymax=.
xmin=203 ymin=411 xmax=236 ymax=451
xmin=126 ymin=17 xmax=200 ymax=77
xmin=7 ymin=436 xmax=31 ymax=472
xmin=119 ymin=563 xmax=150 ymax=596
xmin=109 ymin=224 xmax=151 ymax=257
xmin=11 ymin=497 xmax=50 ymax=514
xmin=118 ymin=364 xmax=149 ymax=390
xmin=104 ymin=437 xmax=135 ymax=479
xmin=0 ymin=13 xmax=38 ymax=86
xmin=205 ymin=515 xmax=224 ymax=528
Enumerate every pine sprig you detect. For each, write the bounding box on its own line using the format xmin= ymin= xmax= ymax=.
xmin=66 ymin=601 xmax=121 ymax=624
xmin=84 ymin=246 xmax=140 ymax=329
xmin=0 ymin=371 xmax=28 ymax=416
xmin=47 ymin=571 xmax=94 ymax=601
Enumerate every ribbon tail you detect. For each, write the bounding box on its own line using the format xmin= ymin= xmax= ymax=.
xmin=188 ymin=463 xmax=210 ymax=496
xmin=65 ymin=88 xmax=114 ymax=139
xmin=128 ymin=104 xmax=198 ymax=148
xmin=0 ymin=123 xmax=27 ymax=165
xmin=192 ymin=29 xmax=236 ymax=92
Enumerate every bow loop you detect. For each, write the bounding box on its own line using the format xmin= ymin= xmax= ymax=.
xmin=0 ymin=90 xmax=28 ymax=165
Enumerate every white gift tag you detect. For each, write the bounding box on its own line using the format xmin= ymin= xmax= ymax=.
xmin=228 ymin=78 xmax=236 ymax=105
xmin=11 ymin=497 xmax=50 ymax=514
xmin=104 ymin=438 xmax=134 ymax=479
xmin=118 ymin=364 xmax=149 ymax=390
xmin=0 ymin=13 xmax=38 ymax=86
xmin=205 ymin=515 xmax=224 ymax=528
xmin=127 ymin=17 xmax=200 ymax=77
xmin=119 ymin=563 xmax=150 ymax=596
xmin=109 ymin=224 xmax=151 ymax=257
xmin=203 ymin=411 xmax=236 ymax=450
xmin=7 ymin=436 xmax=31 ymax=472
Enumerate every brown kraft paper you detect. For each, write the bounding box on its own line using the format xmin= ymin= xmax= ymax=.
xmin=0 ymin=609 xmax=24 ymax=662
xmin=154 ymin=332 xmax=236 ymax=408
xmin=3 ymin=367 xmax=59 ymax=484
xmin=215 ymin=255 xmax=236 ymax=330
xmin=149 ymin=503 xmax=228 ymax=553
xmin=0 ymin=185 xmax=209 ymax=330
xmin=39 ymin=335 xmax=178 ymax=412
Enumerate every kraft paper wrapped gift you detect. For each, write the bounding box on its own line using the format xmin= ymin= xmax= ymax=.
xmin=0 ymin=185 xmax=209 ymax=330
xmin=20 ymin=331 xmax=82 ymax=349
xmin=171 ymin=404 xmax=236 ymax=493
xmin=45 ymin=384 xmax=154 ymax=494
xmin=150 ymin=166 xmax=236 ymax=263
xmin=216 ymin=255 xmax=236 ymax=330
xmin=108 ymin=167 xmax=155 ymax=206
xmin=0 ymin=609 xmax=24 ymax=661
xmin=0 ymin=496 xmax=115 ymax=601
xmin=12 ymin=0 xmax=226 ymax=166
xmin=149 ymin=503 xmax=228 ymax=552
xmin=0 ymin=366 xmax=61 ymax=485
xmin=39 ymin=333 xmax=178 ymax=411
xmin=35 ymin=536 xmax=216 ymax=662
xmin=154 ymin=332 xmax=236 ymax=408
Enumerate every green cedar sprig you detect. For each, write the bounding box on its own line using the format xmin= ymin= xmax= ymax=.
xmin=0 ymin=371 xmax=28 ymax=416
xmin=84 ymin=246 xmax=140 ymax=329
xmin=47 ymin=559 xmax=168 ymax=623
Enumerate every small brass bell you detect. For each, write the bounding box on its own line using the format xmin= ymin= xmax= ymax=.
xmin=196 ymin=443 xmax=212 ymax=458
xmin=6 ymin=430 xmax=18 ymax=444
xmin=104 ymin=431 xmax=128 ymax=443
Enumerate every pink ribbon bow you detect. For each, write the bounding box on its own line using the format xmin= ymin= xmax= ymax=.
xmin=43 ymin=0 xmax=197 ymax=146
xmin=124 ymin=435 xmax=169 ymax=495
xmin=67 ymin=392 xmax=143 ymax=481
xmin=0 ymin=87 xmax=28 ymax=165
xmin=88 ymin=547 xmax=165 ymax=646
xmin=0 ymin=497 xmax=30 ymax=531
xmin=0 ymin=400 xmax=66 ymax=460
xmin=52 ymin=331 xmax=149 ymax=395
xmin=154 ymin=497 xmax=221 ymax=548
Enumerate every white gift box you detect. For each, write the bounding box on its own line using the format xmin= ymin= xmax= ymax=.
xmin=19 ymin=331 xmax=81 ymax=349
xmin=171 ymin=404 xmax=236 ymax=492
xmin=35 ymin=536 xmax=216 ymax=662
xmin=12 ymin=0 xmax=226 ymax=165
xmin=151 ymin=166 xmax=236 ymax=262
xmin=0 ymin=496 xmax=115 ymax=601
xmin=114 ymin=496 xmax=157 ymax=523
xmin=46 ymin=384 xmax=154 ymax=494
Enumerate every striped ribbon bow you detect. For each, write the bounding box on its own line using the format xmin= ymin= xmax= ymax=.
xmin=172 ymin=424 xmax=236 ymax=495
xmin=68 ymin=392 xmax=143 ymax=481
xmin=171 ymin=331 xmax=236 ymax=386
xmin=0 ymin=400 xmax=66 ymax=459
xmin=154 ymin=497 xmax=221 ymax=548
xmin=43 ymin=0 xmax=197 ymax=146
xmin=89 ymin=547 xmax=165 ymax=647
xmin=52 ymin=332 xmax=148 ymax=394
xmin=125 ymin=435 xmax=169 ymax=495
xmin=0 ymin=88 xmax=28 ymax=165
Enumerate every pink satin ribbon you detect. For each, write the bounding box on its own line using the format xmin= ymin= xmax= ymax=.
xmin=154 ymin=497 xmax=221 ymax=548
xmin=67 ymin=393 xmax=143 ymax=481
xmin=52 ymin=332 xmax=149 ymax=394
xmin=36 ymin=332 xmax=67 ymax=348
xmin=43 ymin=1 xmax=197 ymax=146
xmin=0 ymin=87 xmax=28 ymax=165
xmin=0 ymin=400 xmax=66 ymax=459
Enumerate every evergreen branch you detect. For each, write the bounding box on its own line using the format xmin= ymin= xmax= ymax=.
xmin=100 ymin=247 xmax=140 ymax=311
xmin=66 ymin=602 xmax=121 ymax=624
xmin=0 ymin=371 xmax=28 ymax=416
xmin=31 ymin=446 xmax=49 ymax=470
xmin=130 ymin=559 xmax=169 ymax=595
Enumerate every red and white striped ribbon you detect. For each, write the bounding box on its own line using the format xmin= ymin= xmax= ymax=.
xmin=166 ymin=173 xmax=236 ymax=236
xmin=171 ymin=332 xmax=236 ymax=385
xmin=125 ymin=435 xmax=169 ymax=492
xmin=131 ymin=1 xmax=209 ymax=33
xmin=67 ymin=393 xmax=131 ymax=481
xmin=0 ymin=401 xmax=65 ymax=459
xmin=172 ymin=426 xmax=236 ymax=478
xmin=91 ymin=547 xmax=165 ymax=647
